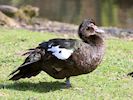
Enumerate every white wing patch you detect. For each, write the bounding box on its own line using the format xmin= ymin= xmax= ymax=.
xmin=48 ymin=45 xmax=74 ymax=60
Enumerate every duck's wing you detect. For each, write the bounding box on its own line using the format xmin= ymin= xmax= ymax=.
xmin=39 ymin=39 xmax=77 ymax=60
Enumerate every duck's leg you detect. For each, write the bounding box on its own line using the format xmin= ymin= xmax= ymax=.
xmin=66 ymin=77 xmax=71 ymax=88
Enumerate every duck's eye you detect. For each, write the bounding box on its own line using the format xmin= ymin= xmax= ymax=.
xmin=86 ymin=27 xmax=90 ymax=30
xmin=86 ymin=27 xmax=94 ymax=31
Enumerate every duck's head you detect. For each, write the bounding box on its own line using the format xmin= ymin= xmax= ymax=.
xmin=78 ymin=19 xmax=104 ymax=40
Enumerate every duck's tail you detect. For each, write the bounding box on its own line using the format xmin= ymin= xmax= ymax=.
xmin=9 ymin=48 xmax=44 ymax=80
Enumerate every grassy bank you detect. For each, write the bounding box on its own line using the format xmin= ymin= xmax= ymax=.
xmin=0 ymin=27 xmax=133 ymax=100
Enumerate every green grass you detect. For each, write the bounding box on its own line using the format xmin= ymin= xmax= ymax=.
xmin=0 ymin=27 xmax=133 ymax=100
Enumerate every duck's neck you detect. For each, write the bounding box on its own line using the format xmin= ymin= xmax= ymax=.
xmin=82 ymin=34 xmax=104 ymax=47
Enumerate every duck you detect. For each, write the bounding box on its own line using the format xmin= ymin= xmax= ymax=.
xmin=9 ymin=19 xmax=105 ymax=88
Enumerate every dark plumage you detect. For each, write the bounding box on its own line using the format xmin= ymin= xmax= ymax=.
xmin=127 ymin=72 xmax=133 ymax=77
xmin=9 ymin=19 xmax=105 ymax=87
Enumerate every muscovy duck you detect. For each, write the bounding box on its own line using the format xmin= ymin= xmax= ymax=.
xmin=9 ymin=19 xmax=105 ymax=87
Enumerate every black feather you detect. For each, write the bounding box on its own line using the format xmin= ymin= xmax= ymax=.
xmin=39 ymin=41 xmax=48 ymax=49
xmin=9 ymin=60 xmax=42 ymax=80
xmin=127 ymin=72 xmax=133 ymax=77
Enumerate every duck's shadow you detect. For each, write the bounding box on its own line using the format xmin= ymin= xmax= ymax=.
xmin=0 ymin=81 xmax=67 ymax=93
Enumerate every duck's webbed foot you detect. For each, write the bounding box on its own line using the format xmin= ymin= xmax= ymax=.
xmin=65 ymin=77 xmax=71 ymax=88
xmin=127 ymin=72 xmax=133 ymax=77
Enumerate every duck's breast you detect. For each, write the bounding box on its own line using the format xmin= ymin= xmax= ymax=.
xmin=71 ymin=43 xmax=104 ymax=73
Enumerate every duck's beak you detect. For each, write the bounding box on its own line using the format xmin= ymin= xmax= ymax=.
xmin=88 ymin=24 xmax=105 ymax=33
xmin=94 ymin=26 xmax=105 ymax=33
